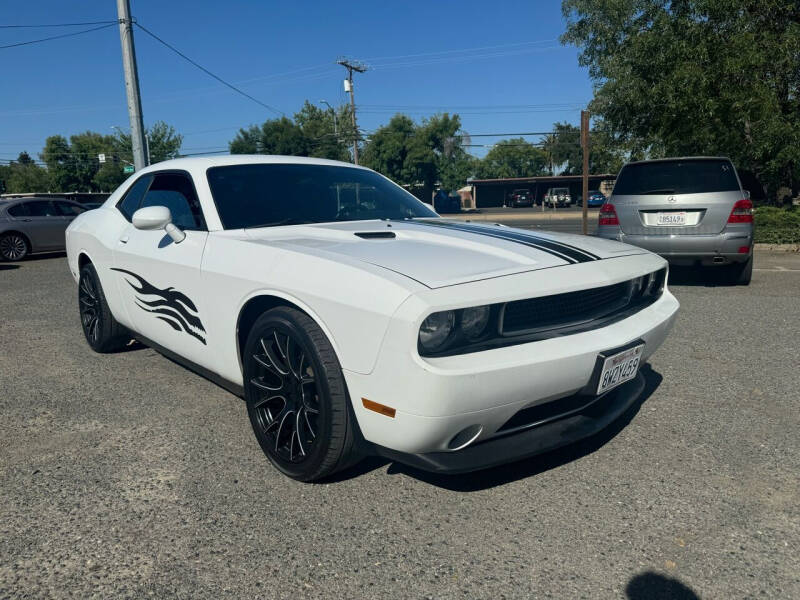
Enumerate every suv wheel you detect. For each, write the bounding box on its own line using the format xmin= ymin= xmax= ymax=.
xmin=729 ymin=256 xmax=753 ymax=286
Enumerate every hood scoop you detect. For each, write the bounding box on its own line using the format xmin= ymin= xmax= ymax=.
xmin=354 ymin=231 xmax=396 ymax=239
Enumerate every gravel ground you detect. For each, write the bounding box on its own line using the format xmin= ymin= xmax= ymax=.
xmin=1 ymin=252 xmax=798 ymax=599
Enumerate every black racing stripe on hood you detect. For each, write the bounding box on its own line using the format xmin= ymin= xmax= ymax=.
xmin=409 ymin=220 xmax=599 ymax=263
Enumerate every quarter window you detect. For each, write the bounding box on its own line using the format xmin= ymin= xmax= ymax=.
xmin=7 ymin=203 xmax=31 ymax=217
xmin=140 ymin=173 xmax=205 ymax=231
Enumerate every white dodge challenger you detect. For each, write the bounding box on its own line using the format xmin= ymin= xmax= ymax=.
xmin=66 ymin=156 xmax=679 ymax=481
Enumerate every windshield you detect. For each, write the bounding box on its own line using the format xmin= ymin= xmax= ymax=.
xmin=206 ymin=163 xmax=438 ymax=229
xmin=552 ymin=188 xmax=569 ymax=195
xmin=613 ymin=159 xmax=740 ymax=195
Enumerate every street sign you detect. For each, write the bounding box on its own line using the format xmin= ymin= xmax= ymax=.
xmin=123 ymin=165 xmax=135 ymax=174
xmin=98 ymin=153 xmax=106 ymax=163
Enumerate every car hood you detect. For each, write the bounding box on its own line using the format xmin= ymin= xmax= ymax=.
xmin=243 ymin=219 xmax=649 ymax=289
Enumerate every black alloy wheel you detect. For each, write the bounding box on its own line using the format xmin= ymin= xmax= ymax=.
xmin=244 ymin=307 xmax=359 ymax=481
xmin=77 ymin=264 xmax=130 ymax=353
xmin=0 ymin=233 xmax=28 ymax=261
xmin=250 ymin=329 xmax=321 ymax=464
xmin=79 ymin=271 xmax=101 ymax=345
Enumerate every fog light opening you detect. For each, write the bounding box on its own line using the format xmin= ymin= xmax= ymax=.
xmin=447 ymin=424 xmax=483 ymax=451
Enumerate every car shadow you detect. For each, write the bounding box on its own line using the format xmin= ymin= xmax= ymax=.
xmin=0 ymin=264 xmax=20 ymax=270
xmin=626 ymin=571 xmax=700 ymax=600
xmin=668 ymin=265 xmax=735 ymax=287
xmin=20 ymin=251 xmax=68 ymax=262
xmin=328 ymin=365 xmax=663 ymax=489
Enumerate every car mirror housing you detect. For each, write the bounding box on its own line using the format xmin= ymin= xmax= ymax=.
xmin=131 ymin=206 xmax=186 ymax=243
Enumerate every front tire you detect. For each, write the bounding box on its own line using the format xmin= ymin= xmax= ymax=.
xmin=0 ymin=233 xmax=29 ymax=261
xmin=243 ymin=307 xmax=359 ymax=481
xmin=78 ymin=264 xmax=130 ymax=352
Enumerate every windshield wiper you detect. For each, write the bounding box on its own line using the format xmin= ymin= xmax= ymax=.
xmin=640 ymin=188 xmax=676 ymax=194
xmin=245 ymin=218 xmax=319 ymax=229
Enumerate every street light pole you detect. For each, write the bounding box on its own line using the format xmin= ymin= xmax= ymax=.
xmin=116 ymin=0 xmax=147 ymax=171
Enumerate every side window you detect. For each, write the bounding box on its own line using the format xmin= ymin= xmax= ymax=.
xmin=7 ymin=203 xmax=31 ymax=218
xmin=140 ymin=173 xmax=205 ymax=231
xmin=54 ymin=201 xmax=86 ymax=216
xmin=117 ymin=176 xmax=153 ymax=221
xmin=26 ymin=201 xmax=58 ymax=217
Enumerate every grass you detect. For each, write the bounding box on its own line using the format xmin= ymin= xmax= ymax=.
xmin=754 ymin=206 xmax=800 ymax=244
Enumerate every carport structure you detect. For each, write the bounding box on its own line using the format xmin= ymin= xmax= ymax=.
xmin=467 ymin=174 xmax=617 ymax=208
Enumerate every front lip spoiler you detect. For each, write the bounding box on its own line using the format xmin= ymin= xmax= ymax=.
xmin=373 ymin=372 xmax=646 ymax=474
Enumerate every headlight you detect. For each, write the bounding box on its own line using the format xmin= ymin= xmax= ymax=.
xmin=418 ymin=311 xmax=455 ymax=352
xmin=460 ymin=305 xmax=490 ymax=340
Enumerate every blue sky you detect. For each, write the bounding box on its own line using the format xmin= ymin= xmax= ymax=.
xmin=1 ymin=1 xmax=592 ymax=162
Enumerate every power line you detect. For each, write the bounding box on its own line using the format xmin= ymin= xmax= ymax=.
xmin=0 ymin=20 xmax=116 ymax=28
xmin=134 ymin=22 xmax=284 ymax=117
xmin=0 ymin=22 xmax=116 ymax=49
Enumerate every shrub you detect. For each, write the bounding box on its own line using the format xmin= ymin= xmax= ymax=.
xmin=754 ymin=207 xmax=800 ymax=244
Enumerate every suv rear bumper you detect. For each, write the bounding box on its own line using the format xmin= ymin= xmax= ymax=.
xmin=596 ymin=228 xmax=752 ymax=266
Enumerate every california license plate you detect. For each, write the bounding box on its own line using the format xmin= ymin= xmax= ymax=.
xmin=597 ymin=344 xmax=644 ymax=395
xmin=656 ymin=212 xmax=687 ymax=226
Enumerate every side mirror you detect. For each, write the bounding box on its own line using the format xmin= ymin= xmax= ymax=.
xmin=131 ymin=206 xmax=186 ymax=243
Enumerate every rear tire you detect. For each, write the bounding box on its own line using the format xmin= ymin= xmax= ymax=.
xmin=728 ymin=256 xmax=753 ymax=285
xmin=78 ymin=264 xmax=131 ymax=352
xmin=243 ymin=307 xmax=359 ymax=482
xmin=0 ymin=233 xmax=29 ymax=261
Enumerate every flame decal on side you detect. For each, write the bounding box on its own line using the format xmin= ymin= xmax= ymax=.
xmin=111 ymin=268 xmax=207 ymax=345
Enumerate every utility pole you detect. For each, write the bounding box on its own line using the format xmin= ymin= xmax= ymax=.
xmin=117 ymin=0 xmax=147 ymax=171
xmin=337 ymin=58 xmax=367 ymax=164
xmin=581 ymin=109 xmax=590 ymax=235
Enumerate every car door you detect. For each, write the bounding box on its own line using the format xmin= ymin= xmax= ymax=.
xmin=9 ymin=200 xmax=65 ymax=251
xmin=53 ymin=201 xmax=87 ymax=250
xmin=112 ymin=171 xmax=211 ymax=368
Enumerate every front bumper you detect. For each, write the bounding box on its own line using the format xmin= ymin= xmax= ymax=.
xmin=343 ymin=253 xmax=679 ymax=462
xmin=596 ymin=227 xmax=752 ymax=265
xmin=375 ymin=372 xmax=646 ymax=473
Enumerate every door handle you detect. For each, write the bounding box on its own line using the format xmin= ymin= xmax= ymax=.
xmin=119 ymin=236 xmax=129 ymax=244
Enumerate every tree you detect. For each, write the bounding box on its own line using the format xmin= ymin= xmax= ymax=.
xmin=294 ymin=101 xmax=352 ymax=161
xmin=114 ymin=121 xmax=183 ymax=165
xmin=562 ymin=0 xmax=800 ymax=200
xmin=361 ymin=114 xmax=416 ymax=183
xmin=230 ymin=117 xmax=309 ymax=156
xmin=477 ymin=138 xmax=548 ymax=179
xmin=0 ymin=152 xmax=50 ymax=193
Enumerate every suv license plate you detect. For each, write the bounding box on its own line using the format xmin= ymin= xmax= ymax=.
xmin=597 ymin=344 xmax=644 ymax=395
xmin=656 ymin=212 xmax=687 ymax=226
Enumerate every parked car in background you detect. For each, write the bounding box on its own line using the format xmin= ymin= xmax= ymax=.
xmin=595 ymin=157 xmax=753 ymax=285
xmin=65 ymin=155 xmax=678 ymax=481
xmin=587 ymin=191 xmax=606 ymax=207
xmin=544 ymin=187 xmax=572 ymax=208
xmin=433 ymin=189 xmax=461 ymax=213
xmin=506 ymin=189 xmax=534 ymax=208
xmin=0 ymin=197 xmax=87 ymax=260
xmin=82 ymin=202 xmax=104 ymax=210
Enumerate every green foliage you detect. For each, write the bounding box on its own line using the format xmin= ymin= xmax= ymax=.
xmin=229 ymin=102 xmax=353 ymax=160
xmin=561 ymin=0 xmax=800 ymax=199
xmin=477 ymin=138 xmax=547 ymax=179
xmin=114 ymin=121 xmax=183 ymax=165
xmin=0 ymin=153 xmax=50 ymax=193
xmin=753 ymin=206 xmax=800 ymax=243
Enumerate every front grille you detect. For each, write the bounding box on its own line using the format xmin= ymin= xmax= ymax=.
xmin=502 ymin=281 xmax=630 ymax=335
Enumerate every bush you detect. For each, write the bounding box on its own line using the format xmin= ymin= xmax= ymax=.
xmin=754 ymin=206 xmax=800 ymax=244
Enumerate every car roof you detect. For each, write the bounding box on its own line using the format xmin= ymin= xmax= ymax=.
xmin=625 ymin=156 xmax=732 ymax=166
xmin=137 ymin=154 xmax=369 ymax=174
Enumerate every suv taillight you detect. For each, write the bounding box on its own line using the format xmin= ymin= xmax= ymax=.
xmin=728 ymin=199 xmax=753 ymax=223
xmin=599 ymin=203 xmax=619 ymax=226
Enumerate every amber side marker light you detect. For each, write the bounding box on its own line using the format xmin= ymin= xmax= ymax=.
xmin=362 ymin=398 xmax=396 ymax=418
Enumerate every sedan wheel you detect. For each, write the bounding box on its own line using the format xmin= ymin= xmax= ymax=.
xmin=244 ymin=307 xmax=359 ymax=481
xmin=0 ymin=233 xmax=28 ymax=261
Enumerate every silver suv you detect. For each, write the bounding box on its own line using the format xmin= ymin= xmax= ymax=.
xmin=596 ymin=157 xmax=753 ymax=285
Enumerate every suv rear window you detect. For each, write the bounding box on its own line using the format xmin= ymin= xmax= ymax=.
xmin=614 ymin=159 xmax=739 ymax=195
